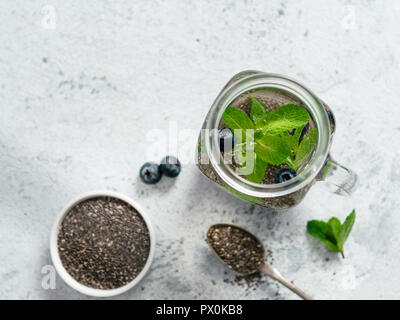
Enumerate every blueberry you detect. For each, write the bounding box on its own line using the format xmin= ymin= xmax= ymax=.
xmin=219 ymin=128 xmax=235 ymax=152
xmin=140 ymin=162 xmax=162 ymax=184
xmin=275 ymin=168 xmax=297 ymax=184
xmin=160 ymin=156 xmax=181 ymax=178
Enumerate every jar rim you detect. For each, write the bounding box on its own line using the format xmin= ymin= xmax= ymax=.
xmin=204 ymin=71 xmax=331 ymax=198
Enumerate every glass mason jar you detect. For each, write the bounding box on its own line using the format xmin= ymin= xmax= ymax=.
xmin=196 ymin=71 xmax=358 ymax=210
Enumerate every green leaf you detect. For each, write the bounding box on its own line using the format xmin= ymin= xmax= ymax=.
xmin=222 ymin=107 xmax=255 ymax=143
xmin=223 ymin=106 xmax=255 ymax=131
xmin=307 ymin=220 xmax=340 ymax=252
xmin=338 ymin=209 xmax=356 ymax=249
xmin=293 ymin=125 xmax=305 ymax=143
xmin=283 ymin=127 xmax=301 ymax=153
xmin=256 ymin=104 xmax=309 ymax=136
xmin=293 ymin=128 xmax=318 ymax=170
xmin=243 ymin=153 xmax=268 ymax=183
xmin=306 ymin=220 xmax=327 ymax=240
xmin=291 ymin=125 xmax=305 ymax=153
xmin=250 ymin=97 xmax=266 ymax=124
xmin=326 ymin=217 xmax=342 ymax=246
xmin=283 ymin=134 xmax=297 ymax=154
xmin=321 ymin=240 xmax=341 ymax=253
xmin=254 ymin=135 xmax=291 ymax=165
xmin=306 ymin=210 xmax=356 ymax=258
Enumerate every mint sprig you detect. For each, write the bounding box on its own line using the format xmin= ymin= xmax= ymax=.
xmin=307 ymin=210 xmax=356 ymax=258
xmin=256 ymin=104 xmax=309 ymax=136
xmin=222 ymin=97 xmax=315 ymax=183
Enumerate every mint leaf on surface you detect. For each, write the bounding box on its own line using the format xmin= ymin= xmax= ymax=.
xmin=293 ymin=128 xmax=317 ymax=170
xmin=254 ymin=135 xmax=291 ymax=165
xmin=307 ymin=220 xmax=340 ymax=252
xmin=250 ymin=97 xmax=266 ymax=124
xmin=326 ymin=217 xmax=342 ymax=245
xmin=222 ymin=107 xmax=255 ymax=143
xmin=307 ymin=210 xmax=356 ymax=258
xmin=256 ymin=104 xmax=309 ymax=136
xmin=338 ymin=209 xmax=356 ymax=249
xmin=306 ymin=220 xmax=327 ymax=240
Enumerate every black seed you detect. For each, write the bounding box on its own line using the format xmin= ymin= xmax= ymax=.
xmin=58 ymin=197 xmax=151 ymax=290
xmin=208 ymin=225 xmax=264 ymax=275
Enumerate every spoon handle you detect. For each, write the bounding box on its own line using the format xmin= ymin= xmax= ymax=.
xmin=259 ymin=264 xmax=313 ymax=300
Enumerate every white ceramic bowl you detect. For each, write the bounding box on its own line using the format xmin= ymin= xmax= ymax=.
xmin=50 ymin=191 xmax=155 ymax=297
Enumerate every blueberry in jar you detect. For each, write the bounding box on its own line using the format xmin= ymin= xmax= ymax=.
xmin=275 ymin=168 xmax=297 ymax=184
xmin=218 ymin=128 xmax=235 ymax=152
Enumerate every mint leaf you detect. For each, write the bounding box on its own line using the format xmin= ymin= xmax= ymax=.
xmin=306 ymin=220 xmax=339 ymax=252
xmin=283 ymin=133 xmax=297 ymax=154
xmin=293 ymin=128 xmax=317 ymax=170
xmin=250 ymin=97 xmax=266 ymax=124
xmin=291 ymin=125 xmax=305 ymax=153
xmin=293 ymin=125 xmax=305 ymax=143
xmin=233 ymin=135 xmax=268 ymax=183
xmin=256 ymin=104 xmax=309 ymax=136
xmin=222 ymin=107 xmax=255 ymax=143
xmin=223 ymin=106 xmax=255 ymax=131
xmin=307 ymin=210 xmax=356 ymax=258
xmin=283 ymin=125 xmax=303 ymax=154
xmin=326 ymin=217 xmax=342 ymax=245
xmin=254 ymin=135 xmax=291 ymax=165
xmin=306 ymin=220 xmax=327 ymax=240
xmin=283 ymin=125 xmax=305 ymax=168
xmin=338 ymin=209 xmax=356 ymax=250
xmin=243 ymin=153 xmax=268 ymax=183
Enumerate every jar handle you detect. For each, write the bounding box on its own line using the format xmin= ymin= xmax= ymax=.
xmin=317 ymin=155 xmax=358 ymax=196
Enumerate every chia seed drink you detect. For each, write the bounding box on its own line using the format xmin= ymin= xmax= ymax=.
xmin=196 ymin=71 xmax=357 ymax=210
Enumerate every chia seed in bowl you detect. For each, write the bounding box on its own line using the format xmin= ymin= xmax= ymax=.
xmin=50 ymin=191 xmax=155 ymax=297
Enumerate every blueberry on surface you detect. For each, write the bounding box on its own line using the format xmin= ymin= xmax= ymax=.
xmin=160 ymin=156 xmax=181 ymax=178
xmin=140 ymin=162 xmax=162 ymax=184
xmin=274 ymin=168 xmax=297 ymax=184
xmin=219 ymin=128 xmax=235 ymax=152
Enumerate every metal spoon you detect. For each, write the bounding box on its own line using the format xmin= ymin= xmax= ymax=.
xmin=207 ymin=223 xmax=312 ymax=300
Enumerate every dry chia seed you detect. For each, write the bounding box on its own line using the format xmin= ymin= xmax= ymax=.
xmin=58 ymin=196 xmax=151 ymax=290
xmin=207 ymin=225 xmax=265 ymax=275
